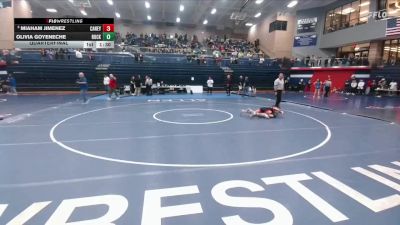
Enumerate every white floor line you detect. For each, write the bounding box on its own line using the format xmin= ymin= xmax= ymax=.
xmin=0 ymin=168 xmax=211 ymax=188
xmin=0 ymin=123 xmax=395 ymax=147
xmin=0 ymin=149 xmax=398 ymax=189
xmin=0 ymin=120 xmax=157 ymax=128
xmin=0 ymin=126 xmax=325 ymax=147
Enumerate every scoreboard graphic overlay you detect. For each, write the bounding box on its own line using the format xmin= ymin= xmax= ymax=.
xmin=14 ymin=18 xmax=115 ymax=49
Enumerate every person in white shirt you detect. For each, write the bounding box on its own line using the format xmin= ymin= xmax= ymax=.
xmin=351 ymin=79 xmax=358 ymax=95
xmin=145 ymin=75 xmax=153 ymax=96
xmin=75 ymin=50 xmax=82 ymax=59
xmin=206 ymin=76 xmax=214 ymax=94
xmin=274 ymin=73 xmax=285 ymax=107
xmin=389 ymin=80 xmax=398 ymax=96
xmin=357 ymin=79 xmax=365 ymax=95
xmin=103 ymin=75 xmax=110 ymax=93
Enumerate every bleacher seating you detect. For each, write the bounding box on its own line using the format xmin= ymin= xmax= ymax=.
xmin=4 ymin=51 xmax=288 ymax=91
xmin=108 ymin=63 xmax=225 ymax=87
xmin=230 ymin=64 xmax=282 ymax=88
xmin=6 ymin=61 xmax=98 ymax=90
xmin=371 ymin=66 xmax=400 ymax=81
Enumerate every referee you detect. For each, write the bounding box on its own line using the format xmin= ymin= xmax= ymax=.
xmin=274 ymin=73 xmax=285 ymax=108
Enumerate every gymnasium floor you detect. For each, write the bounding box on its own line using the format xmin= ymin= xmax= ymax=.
xmin=0 ymin=92 xmax=399 ymax=225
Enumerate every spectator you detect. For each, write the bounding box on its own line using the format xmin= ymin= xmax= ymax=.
xmin=139 ymin=53 xmax=144 ymax=63
xmin=145 ymin=75 xmax=153 ymax=96
xmin=370 ymin=80 xmax=377 ymax=95
xmin=389 ymin=80 xmax=398 ymax=96
xmin=298 ymin=79 xmax=305 ymax=92
xmin=88 ymin=51 xmax=95 ymax=61
xmin=130 ymin=76 xmax=136 ymax=95
xmin=76 ymin=72 xmax=88 ymax=103
xmin=350 ymin=79 xmax=358 ymax=95
xmin=305 ymin=55 xmax=310 ymax=66
xmin=206 ymin=76 xmax=214 ymax=95
xmin=344 ymin=79 xmax=351 ymax=94
xmin=0 ymin=76 xmax=5 ymax=93
xmin=357 ymin=79 xmax=365 ymax=95
xmin=284 ymin=77 xmax=290 ymax=91
xmin=365 ymin=79 xmax=372 ymax=95
xmin=259 ymin=56 xmax=265 ymax=64
xmin=75 ymin=50 xmax=83 ymax=59
xmin=226 ymin=74 xmax=233 ymax=96
xmin=103 ymin=75 xmax=110 ymax=94
xmin=134 ymin=75 xmax=142 ymax=96
xmin=310 ymin=55 xmax=316 ymax=67
xmin=323 ymin=77 xmax=332 ymax=97
xmin=305 ymin=79 xmax=311 ymax=92
xmin=108 ymin=74 xmax=120 ymax=100
xmin=7 ymin=74 xmax=17 ymax=95
xmin=244 ymin=76 xmax=250 ymax=95
xmin=378 ymin=78 xmax=387 ymax=89
xmin=313 ymin=79 xmax=322 ymax=99
xmin=317 ymin=57 xmax=323 ymax=66
xmin=238 ymin=75 xmax=245 ymax=95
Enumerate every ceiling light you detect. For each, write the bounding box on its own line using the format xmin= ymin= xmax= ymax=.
xmin=115 ymin=12 xmax=120 ymax=18
xmin=360 ymin=2 xmax=370 ymax=7
xmin=145 ymin=1 xmax=150 ymax=8
xmin=211 ymin=8 xmax=217 ymax=14
xmin=80 ymin=9 xmax=87 ymax=16
xmin=46 ymin=8 xmax=57 ymax=13
xmin=342 ymin=7 xmax=355 ymax=14
xmin=68 ymin=0 xmax=74 ymax=3
xmin=176 ymin=17 xmax=180 ymax=23
xmin=245 ymin=23 xmax=253 ymax=26
xmin=287 ymin=0 xmax=298 ymax=8
xmin=254 ymin=12 xmax=261 ymax=17
xmin=255 ymin=0 xmax=264 ymax=4
xmin=203 ymin=19 xmax=208 ymax=25
xmin=147 ymin=15 xmax=152 ymax=20
xmin=107 ymin=0 xmax=113 ymax=5
xmin=179 ymin=4 xmax=184 ymax=11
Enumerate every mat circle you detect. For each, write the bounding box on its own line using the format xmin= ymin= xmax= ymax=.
xmin=50 ymin=102 xmax=331 ymax=168
xmin=153 ymin=108 xmax=233 ymax=125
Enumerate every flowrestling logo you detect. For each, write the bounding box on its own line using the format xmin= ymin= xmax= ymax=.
xmin=0 ymin=161 xmax=399 ymax=224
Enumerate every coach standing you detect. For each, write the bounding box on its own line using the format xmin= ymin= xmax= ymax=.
xmin=76 ymin=72 xmax=88 ymax=103
xmin=226 ymin=74 xmax=233 ymax=96
xmin=274 ymin=73 xmax=285 ymax=108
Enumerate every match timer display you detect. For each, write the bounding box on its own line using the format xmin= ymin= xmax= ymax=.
xmin=14 ymin=18 xmax=115 ymax=49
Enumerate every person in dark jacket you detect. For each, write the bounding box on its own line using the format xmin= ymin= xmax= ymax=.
xmin=226 ymin=74 xmax=233 ymax=96
xmin=134 ymin=75 xmax=142 ymax=96
xmin=130 ymin=75 xmax=136 ymax=95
